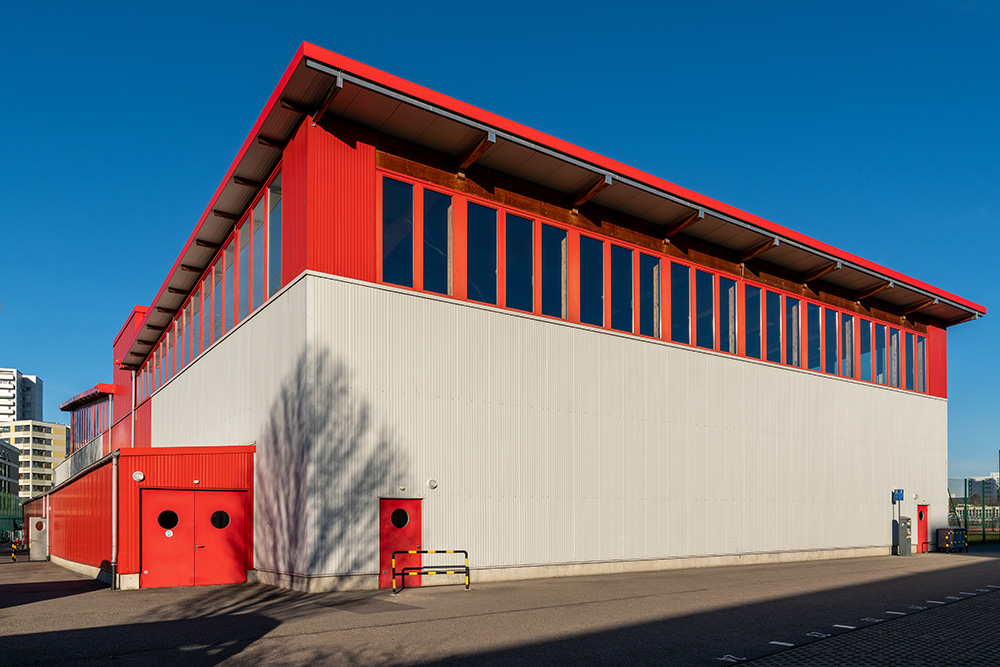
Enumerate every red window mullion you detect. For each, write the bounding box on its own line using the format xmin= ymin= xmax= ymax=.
xmin=532 ymin=219 xmax=542 ymax=315
xmin=568 ymin=230 xmax=581 ymax=323
xmin=413 ymin=186 xmax=424 ymax=292
xmin=453 ymin=198 xmax=468 ymax=300
xmin=632 ymin=251 xmax=641 ymax=335
xmin=497 ymin=210 xmax=507 ymax=308
xmin=661 ymin=259 xmax=671 ymax=341
xmin=603 ymin=241 xmax=612 ymax=329
xmin=375 ymin=175 xmax=384 ymax=283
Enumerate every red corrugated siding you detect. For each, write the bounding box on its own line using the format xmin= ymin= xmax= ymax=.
xmin=928 ymin=325 xmax=947 ymax=399
xmin=116 ymin=449 xmax=255 ymax=574
xmin=111 ymin=417 xmax=131 ymax=451
xmin=134 ymin=399 xmax=151 ymax=447
xmin=282 ymin=119 xmax=309 ymax=287
xmin=50 ymin=463 xmax=113 ymax=569
xmin=307 ymin=121 xmax=377 ymax=281
xmin=112 ymin=307 xmax=145 ymax=425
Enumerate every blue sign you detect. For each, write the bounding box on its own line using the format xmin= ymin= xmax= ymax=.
xmin=892 ymin=489 xmax=904 ymax=502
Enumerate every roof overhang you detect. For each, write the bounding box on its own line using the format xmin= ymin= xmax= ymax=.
xmin=121 ymin=42 xmax=986 ymax=367
xmin=59 ymin=383 xmax=116 ymax=412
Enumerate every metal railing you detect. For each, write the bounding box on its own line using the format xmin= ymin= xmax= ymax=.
xmin=391 ymin=549 xmax=470 ymax=594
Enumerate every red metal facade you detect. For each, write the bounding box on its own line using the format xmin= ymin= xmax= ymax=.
xmin=50 ymin=463 xmax=114 ymax=569
xmin=133 ymin=400 xmax=151 ymax=448
xmin=282 ymin=120 xmax=308 ymax=287
xmin=112 ymin=306 xmax=147 ymax=441
xmin=928 ymin=325 xmax=947 ymax=399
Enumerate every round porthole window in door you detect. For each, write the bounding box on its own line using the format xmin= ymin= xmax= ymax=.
xmin=210 ymin=511 xmax=230 ymax=529
xmin=158 ymin=510 xmax=179 ymax=530
xmin=919 ymin=510 xmax=925 ymax=521
xmin=391 ymin=508 xmax=409 ymax=528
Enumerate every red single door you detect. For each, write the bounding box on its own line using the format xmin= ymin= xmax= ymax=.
xmin=194 ymin=490 xmax=247 ymax=585
xmin=141 ymin=489 xmax=195 ymax=588
xmin=917 ymin=504 xmax=929 ymax=553
xmin=379 ymin=498 xmax=421 ymax=589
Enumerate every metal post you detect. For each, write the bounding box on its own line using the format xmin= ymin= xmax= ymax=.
xmin=983 ymin=480 xmax=987 ymax=545
xmin=964 ymin=478 xmax=969 ymax=532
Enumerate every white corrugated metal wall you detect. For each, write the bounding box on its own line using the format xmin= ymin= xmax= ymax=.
xmin=152 ymin=272 xmax=947 ymax=581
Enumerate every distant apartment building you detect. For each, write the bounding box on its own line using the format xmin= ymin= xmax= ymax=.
xmin=967 ymin=476 xmax=999 ymax=505
xmin=0 ymin=439 xmax=18 ymax=496
xmin=0 ymin=368 xmax=44 ymax=422
xmin=0 ymin=420 xmax=68 ymax=499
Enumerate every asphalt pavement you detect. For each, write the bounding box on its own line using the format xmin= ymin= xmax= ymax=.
xmin=2 ymin=544 xmax=1000 ymax=666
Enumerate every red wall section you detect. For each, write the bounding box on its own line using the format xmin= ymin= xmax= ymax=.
xmin=308 ymin=121 xmax=377 ymax=281
xmin=111 ymin=417 xmax=131 ymax=452
xmin=282 ymin=120 xmax=308 ymax=288
xmin=49 ymin=463 xmax=113 ymax=570
xmin=928 ymin=325 xmax=948 ymax=399
xmin=116 ymin=448 xmax=255 ymax=575
xmin=112 ymin=306 xmax=147 ymax=425
xmin=134 ymin=399 xmax=151 ymax=448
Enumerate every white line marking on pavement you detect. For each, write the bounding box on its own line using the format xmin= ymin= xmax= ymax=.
xmin=715 ymin=655 xmax=746 ymax=663
xmin=976 ymin=589 xmax=990 ymax=592
xmin=885 ymin=611 xmax=906 ymax=615
xmin=833 ymin=625 xmax=856 ymax=629
xmin=927 ymin=600 xmax=946 ymax=604
xmin=988 ymin=585 xmax=1000 ymax=589
xmin=861 ymin=618 xmax=883 ymax=623
xmin=909 ymin=605 xmax=927 ymax=610
xmin=806 ymin=632 xmax=831 ymax=638
xmin=946 ymin=596 xmax=961 ymax=600
xmin=769 ymin=641 xmax=795 ymax=647
xmin=959 ymin=592 xmax=976 ymax=595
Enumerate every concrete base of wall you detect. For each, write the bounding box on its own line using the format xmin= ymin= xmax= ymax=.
xmin=50 ymin=555 xmax=141 ymax=590
xmin=257 ymin=546 xmax=890 ymax=592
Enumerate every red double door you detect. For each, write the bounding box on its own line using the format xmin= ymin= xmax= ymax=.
xmin=140 ymin=489 xmax=247 ymax=588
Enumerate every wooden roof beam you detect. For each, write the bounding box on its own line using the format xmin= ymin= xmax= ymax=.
xmin=180 ymin=264 xmax=203 ymax=273
xmin=156 ymin=307 xmax=178 ymax=316
xmin=458 ymin=131 xmax=496 ymax=171
xmin=739 ymin=237 xmax=778 ymax=264
xmin=233 ymin=176 xmax=265 ymax=189
xmin=660 ymin=210 xmax=704 ymax=239
xmin=212 ymin=209 xmax=240 ymax=222
xmin=167 ymin=287 xmax=191 ymax=296
xmin=855 ymin=281 xmax=893 ymax=302
xmin=801 ymin=261 xmax=840 ymax=284
xmin=195 ymin=239 xmax=221 ymax=250
xmin=949 ymin=311 xmax=980 ymax=325
xmin=279 ymin=98 xmax=311 ymax=115
xmin=572 ymin=174 xmax=613 ymax=208
xmin=257 ymin=135 xmax=287 ymax=151
xmin=902 ymin=297 xmax=937 ymax=316
xmin=312 ymin=73 xmax=344 ymax=127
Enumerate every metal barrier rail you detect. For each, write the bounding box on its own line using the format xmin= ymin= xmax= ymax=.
xmin=392 ymin=549 xmax=469 ymax=594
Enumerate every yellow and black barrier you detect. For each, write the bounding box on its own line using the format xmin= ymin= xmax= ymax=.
xmin=391 ymin=549 xmax=469 ymax=594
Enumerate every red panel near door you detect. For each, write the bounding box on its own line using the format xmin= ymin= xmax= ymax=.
xmin=194 ymin=491 xmax=247 ymax=585
xmin=917 ymin=505 xmax=929 ymax=553
xmin=379 ymin=498 xmax=421 ymax=589
xmin=141 ymin=489 xmax=195 ymax=588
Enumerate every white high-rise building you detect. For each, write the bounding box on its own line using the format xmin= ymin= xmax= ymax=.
xmin=0 ymin=368 xmax=44 ymax=422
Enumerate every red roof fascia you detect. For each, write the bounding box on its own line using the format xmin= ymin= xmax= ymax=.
xmin=298 ymin=43 xmax=985 ymax=316
xmin=117 ymin=445 xmax=257 ymax=457
xmin=59 ymin=383 xmax=117 ymax=412
xmin=129 ymin=44 xmax=310 ymax=344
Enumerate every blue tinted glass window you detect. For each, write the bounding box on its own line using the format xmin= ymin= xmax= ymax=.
xmin=423 ymin=190 xmax=453 ymax=295
xmin=639 ymin=254 xmax=660 ymax=337
xmin=505 ymin=214 xmax=533 ymax=312
xmin=874 ymin=324 xmax=887 ymax=384
xmin=859 ymin=320 xmax=872 ymax=382
xmin=382 ymin=178 xmax=413 ymax=288
xmin=541 ymin=224 xmax=568 ymax=318
xmin=610 ymin=245 xmax=633 ymax=332
xmin=579 ymin=236 xmax=604 ymax=326
xmin=719 ymin=277 xmax=736 ymax=353
xmin=841 ymin=313 xmax=855 ymax=378
xmin=745 ymin=285 xmax=761 ymax=359
xmin=467 ymin=203 xmax=497 ymax=304
xmin=905 ymin=332 xmax=915 ymax=390
xmin=916 ymin=336 xmax=926 ymax=392
xmin=766 ymin=291 xmax=781 ymax=363
xmin=267 ymin=174 xmax=282 ymax=296
xmin=785 ymin=298 xmax=800 ymax=366
xmin=824 ymin=309 xmax=838 ymax=374
xmin=695 ymin=270 xmax=714 ymax=349
xmin=889 ymin=327 xmax=901 ymax=387
xmin=670 ymin=263 xmax=690 ymax=344
xmin=807 ymin=303 xmax=821 ymax=371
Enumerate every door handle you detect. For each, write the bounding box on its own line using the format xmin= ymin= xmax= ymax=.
xmin=196 ymin=545 xmax=205 ymax=549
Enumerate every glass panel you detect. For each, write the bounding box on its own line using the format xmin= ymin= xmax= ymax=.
xmin=824 ymin=309 xmax=838 ymax=374
xmin=807 ymin=303 xmax=821 ymax=371
xmin=841 ymin=313 xmax=854 ymax=378
xmin=611 ymin=245 xmax=633 ymax=332
xmin=905 ymin=332 xmax=915 ymax=390
xmin=695 ymin=270 xmax=714 ymax=349
xmin=859 ymin=320 xmax=872 ymax=382
xmin=718 ymin=277 xmax=736 ymax=353
xmin=424 ymin=190 xmax=453 ymax=295
xmin=889 ymin=327 xmax=901 ymax=387
xmin=874 ymin=323 xmax=887 ymax=385
xmin=238 ymin=221 xmax=250 ymax=322
xmin=165 ymin=331 xmax=173 ymax=381
xmin=467 ymin=203 xmax=497 ymax=304
xmin=670 ymin=263 xmax=690 ymax=344
xmin=917 ymin=335 xmax=927 ymax=392
xmin=192 ymin=286 xmax=201 ymax=358
xmin=268 ymin=173 xmax=282 ymax=296
xmin=506 ymin=214 xmax=533 ymax=312
xmin=176 ymin=320 xmax=184 ymax=371
xmin=184 ymin=303 xmax=192 ymax=367
xmin=541 ymin=224 xmax=568 ymax=318
xmin=765 ymin=291 xmax=781 ymax=363
xmin=785 ymin=297 xmax=800 ymax=366
xmin=744 ymin=285 xmax=761 ymax=359
xmin=203 ymin=273 xmax=213 ymax=348
xmin=213 ymin=260 xmax=223 ymax=342
xmin=252 ymin=199 xmax=266 ymax=311
xmin=639 ymin=254 xmax=661 ymax=338
xmin=382 ymin=178 xmax=413 ymax=288
xmin=224 ymin=242 xmax=234 ymax=333
xmin=579 ymin=236 xmax=604 ymax=326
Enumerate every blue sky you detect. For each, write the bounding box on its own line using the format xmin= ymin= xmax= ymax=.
xmin=1 ymin=2 xmax=997 ymax=477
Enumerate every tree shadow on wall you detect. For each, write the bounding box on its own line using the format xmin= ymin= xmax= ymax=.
xmin=255 ymin=347 xmax=406 ymax=583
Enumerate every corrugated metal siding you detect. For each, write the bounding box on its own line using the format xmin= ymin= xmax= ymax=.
xmin=49 ymin=463 xmax=113 ymax=568
xmin=116 ymin=450 xmax=255 ymax=574
xmin=282 ymin=119 xmax=309 ymax=287
xmin=111 ymin=417 xmax=131 ymax=451
xmin=151 ymin=278 xmax=307 ymax=576
xmin=151 ymin=273 xmax=949 ymax=579
xmin=308 ymin=121 xmax=376 ymax=281
xmin=112 ymin=309 xmax=143 ymax=424
xmin=134 ymin=399 xmax=151 ymax=447
xmin=928 ymin=325 xmax=947 ymax=399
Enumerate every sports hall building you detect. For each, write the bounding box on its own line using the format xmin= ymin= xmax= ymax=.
xmin=26 ymin=43 xmax=984 ymax=590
